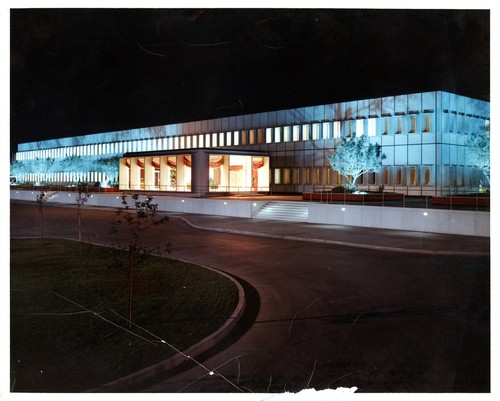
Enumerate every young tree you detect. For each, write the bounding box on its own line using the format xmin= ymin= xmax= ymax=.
xmin=328 ymin=135 xmax=386 ymax=191
xmin=75 ymin=183 xmax=90 ymax=244
xmin=36 ymin=191 xmax=48 ymax=243
xmin=110 ymin=194 xmax=170 ymax=328
xmin=465 ymin=125 xmax=490 ymax=187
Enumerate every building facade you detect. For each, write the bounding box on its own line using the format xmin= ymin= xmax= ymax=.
xmin=11 ymin=91 xmax=490 ymax=196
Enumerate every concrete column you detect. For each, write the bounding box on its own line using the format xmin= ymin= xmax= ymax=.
xmin=191 ymin=151 xmax=209 ymax=195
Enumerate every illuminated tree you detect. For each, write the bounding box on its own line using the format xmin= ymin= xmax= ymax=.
xmin=328 ymin=135 xmax=386 ymax=191
xmin=110 ymin=195 xmax=170 ymax=327
xmin=75 ymin=183 xmax=90 ymax=244
xmin=465 ymin=125 xmax=490 ymax=187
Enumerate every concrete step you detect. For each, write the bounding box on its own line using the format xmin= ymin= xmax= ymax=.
xmin=254 ymin=201 xmax=309 ymax=222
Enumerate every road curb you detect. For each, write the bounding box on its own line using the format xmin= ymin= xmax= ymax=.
xmin=179 ymin=217 xmax=489 ymax=257
xmin=89 ymin=267 xmax=246 ymax=392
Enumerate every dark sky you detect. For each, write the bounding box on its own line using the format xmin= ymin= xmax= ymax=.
xmin=10 ymin=8 xmax=490 ymax=153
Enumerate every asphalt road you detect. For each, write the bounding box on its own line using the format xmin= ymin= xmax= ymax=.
xmin=10 ymin=201 xmax=490 ymax=393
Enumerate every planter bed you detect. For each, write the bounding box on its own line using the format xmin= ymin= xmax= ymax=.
xmin=302 ymin=192 xmax=404 ymax=202
xmin=431 ymin=196 xmax=490 ymax=207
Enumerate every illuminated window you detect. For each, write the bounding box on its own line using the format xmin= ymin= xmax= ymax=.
xmin=423 ymin=115 xmax=431 ymax=132
xmin=241 ymin=130 xmax=247 ymax=145
xmin=283 ymin=168 xmax=291 ymax=184
xmin=180 ymin=136 xmax=185 ymax=149
xmin=312 ymin=168 xmax=321 ymax=184
xmin=383 ymin=168 xmax=389 ymax=185
xmin=257 ymin=129 xmax=264 ymax=144
xmin=397 ymin=118 xmax=402 ymax=134
xmin=383 ymin=119 xmax=389 ymax=135
xmin=333 ymin=122 xmax=341 ymax=138
xmin=168 ymin=137 xmax=173 ymax=150
xmin=205 ymin=133 xmax=210 ymax=147
xmin=293 ymin=125 xmax=300 ymax=141
xmin=356 ymin=119 xmax=364 ymax=137
xmin=423 ymin=167 xmax=431 ymax=185
xmin=212 ymin=133 xmax=218 ymax=147
xmin=284 ymin=126 xmax=291 ymax=142
xmin=368 ymin=118 xmax=377 ymax=137
xmin=274 ymin=127 xmax=281 ymax=143
xmin=410 ymin=116 xmax=416 ymax=133
xmin=219 ymin=132 xmax=225 ymax=146
xmin=234 ymin=131 xmax=240 ymax=146
xmin=274 ymin=169 xmax=281 ymax=184
xmin=303 ymin=168 xmax=311 ymax=184
xmin=266 ymin=128 xmax=273 ymax=143
xmin=302 ymin=124 xmax=310 ymax=140
xmin=226 ymin=131 xmax=232 ymax=146
xmin=396 ymin=167 xmax=402 ymax=185
xmin=186 ymin=136 xmax=191 ymax=148
xmin=174 ymin=137 xmax=179 ymax=149
xmin=192 ymin=135 xmax=198 ymax=148
xmin=322 ymin=122 xmax=331 ymax=139
xmin=410 ymin=167 xmax=417 ymax=185
xmin=249 ymin=129 xmax=256 ymax=144
xmin=312 ymin=123 xmax=320 ymax=140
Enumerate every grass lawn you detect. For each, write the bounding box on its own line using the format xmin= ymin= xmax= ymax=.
xmin=10 ymin=238 xmax=239 ymax=392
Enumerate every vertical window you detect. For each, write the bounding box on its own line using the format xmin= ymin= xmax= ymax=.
xmin=258 ymin=129 xmax=264 ymax=144
xmin=219 ymin=132 xmax=225 ymax=146
xmin=241 ymin=130 xmax=248 ymax=145
xmin=274 ymin=169 xmax=281 ymax=184
xmin=384 ymin=119 xmax=389 ymax=135
xmin=283 ymin=168 xmax=291 ymax=184
xmin=313 ymin=168 xmax=321 ymax=184
xmin=410 ymin=116 xmax=416 ymax=133
xmin=249 ymin=129 xmax=256 ymax=144
xmin=212 ymin=133 xmax=218 ymax=147
xmin=396 ymin=167 xmax=402 ymax=185
xmin=397 ymin=118 xmax=402 ymax=134
xmin=186 ymin=136 xmax=191 ymax=148
xmin=204 ymin=133 xmax=210 ymax=147
xmin=322 ymin=122 xmax=331 ymax=139
xmin=226 ymin=131 xmax=232 ymax=146
xmin=274 ymin=127 xmax=281 ymax=143
xmin=423 ymin=115 xmax=431 ymax=132
xmin=266 ymin=128 xmax=273 ymax=143
xmin=410 ymin=167 xmax=417 ymax=185
xmin=293 ymin=168 xmax=300 ymax=184
xmin=283 ymin=126 xmax=291 ymax=142
xmin=333 ymin=122 xmax=341 ymax=138
xmin=368 ymin=118 xmax=377 ymax=137
xmin=424 ymin=167 xmax=431 ymax=185
xmin=302 ymin=124 xmax=310 ymax=140
xmin=348 ymin=122 xmax=353 ymax=137
xmin=180 ymin=136 xmax=185 ymax=149
xmin=303 ymin=168 xmax=311 ymax=184
xmin=192 ymin=135 xmax=198 ymax=148
xmin=312 ymin=123 xmax=320 ymax=140
xmin=356 ymin=119 xmax=364 ymax=137
xmin=383 ymin=168 xmax=390 ymax=185
xmin=293 ymin=125 xmax=300 ymax=141
xmin=234 ymin=131 xmax=240 ymax=146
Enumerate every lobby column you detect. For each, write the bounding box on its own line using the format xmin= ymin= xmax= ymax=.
xmin=191 ymin=151 xmax=210 ymax=196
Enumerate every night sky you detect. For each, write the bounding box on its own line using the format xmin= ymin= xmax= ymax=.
xmin=10 ymin=8 xmax=490 ymax=154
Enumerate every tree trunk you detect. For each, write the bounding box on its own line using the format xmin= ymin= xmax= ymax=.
xmin=127 ymin=248 xmax=133 ymax=328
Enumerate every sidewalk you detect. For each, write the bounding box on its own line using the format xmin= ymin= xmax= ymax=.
xmin=176 ymin=213 xmax=490 ymax=256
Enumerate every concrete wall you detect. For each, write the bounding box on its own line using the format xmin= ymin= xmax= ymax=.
xmin=308 ymin=203 xmax=489 ymax=237
xmin=11 ymin=190 xmax=489 ymax=237
xmin=10 ymin=190 xmax=267 ymax=219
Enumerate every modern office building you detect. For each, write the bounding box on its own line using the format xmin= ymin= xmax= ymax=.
xmin=11 ymin=90 xmax=489 ymax=196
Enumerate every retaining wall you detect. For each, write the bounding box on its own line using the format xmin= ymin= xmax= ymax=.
xmin=11 ymin=190 xmax=489 ymax=237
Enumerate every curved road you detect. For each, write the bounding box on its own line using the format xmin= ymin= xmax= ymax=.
xmin=10 ymin=201 xmax=490 ymax=393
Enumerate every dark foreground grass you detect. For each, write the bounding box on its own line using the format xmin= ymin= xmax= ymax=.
xmin=10 ymin=238 xmax=239 ymax=392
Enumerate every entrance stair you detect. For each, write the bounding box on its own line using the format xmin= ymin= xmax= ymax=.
xmin=253 ymin=201 xmax=309 ymax=222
